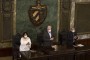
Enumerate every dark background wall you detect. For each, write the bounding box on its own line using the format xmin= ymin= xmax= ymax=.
xmin=16 ymin=0 xmax=58 ymax=42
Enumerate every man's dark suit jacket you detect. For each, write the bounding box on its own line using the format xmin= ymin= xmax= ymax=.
xmin=43 ymin=30 xmax=54 ymax=47
xmin=67 ymin=31 xmax=77 ymax=47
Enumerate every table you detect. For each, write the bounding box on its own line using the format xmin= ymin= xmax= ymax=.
xmin=21 ymin=45 xmax=90 ymax=60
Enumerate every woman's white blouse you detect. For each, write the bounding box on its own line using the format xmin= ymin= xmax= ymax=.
xmin=20 ymin=37 xmax=31 ymax=51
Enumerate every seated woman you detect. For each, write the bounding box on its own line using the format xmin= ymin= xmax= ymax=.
xmin=19 ymin=32 xmax=31 ymax=58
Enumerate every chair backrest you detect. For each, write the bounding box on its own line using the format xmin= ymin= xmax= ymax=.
xmin=37 ymin=30 xmax=44 ymax=46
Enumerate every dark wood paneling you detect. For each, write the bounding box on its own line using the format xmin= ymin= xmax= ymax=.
xmin=75 ymin=51 xmax=86 ymax=60
xmin=60 ymin=0 xmax=71 ymax=31
xmin=2 ymin=0 xmax=12 ymax=12
xmin=76 ymin=39 xmax=90 ymax=46
xmin=75 ymin=3 xmax=90 ymax=33
xmin=86 ymin=50 xmax=90 ymax=60
xmin=1 ymin=0 xmax=13 ymax=42
xmin=30 ymin=56 xmax=48 ymax=60
xmin=3 ymin=13 xmax=12 ymax=40
xmin=0 ymin=48 xmax=12 ymax=57
xmin=48 ymin=54 xmax=61 ymax=60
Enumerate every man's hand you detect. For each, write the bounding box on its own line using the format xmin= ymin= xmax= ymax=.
xmin=50 ymin=37 xmax=54 ymax=40
xmin=74 ymin=36 xmax=78 ymax=39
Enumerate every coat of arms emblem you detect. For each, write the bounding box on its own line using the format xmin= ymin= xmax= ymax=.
xmin=28 ymin=0 xmax=47 ymax=26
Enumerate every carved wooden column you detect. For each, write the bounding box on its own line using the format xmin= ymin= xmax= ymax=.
xmin=2 ymin=0 xmax=13 ymax=42
xmin=60 ymin=0 xmax=71 ymax=31
xmin=0 ymin=0 xmax=2 ymax=42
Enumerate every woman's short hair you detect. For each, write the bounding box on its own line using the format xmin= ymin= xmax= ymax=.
xmin=22 ymin=32 xmax=29 ymax=37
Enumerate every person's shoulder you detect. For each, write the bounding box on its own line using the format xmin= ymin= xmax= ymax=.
xmin=27 ymin=37 xmax=31 ymax=40
xmin=21 ymin=37 xmax=24 ymax=40
xmin=27 ymin=37 xmax=30 ymax=39
xmin=43 ymin=29 xmax=47 ymax=33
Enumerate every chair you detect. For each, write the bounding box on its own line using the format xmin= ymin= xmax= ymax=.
xmin=37 ymin=30 xmax=44 ymax=47
xmin=12 ymin=33 xmax=21 ymax=60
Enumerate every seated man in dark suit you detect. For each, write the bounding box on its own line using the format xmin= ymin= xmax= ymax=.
xmin=43 ymin=25 xmax=55 ymax=50
xmin=67 ymin=28 xmax=78 ymax=48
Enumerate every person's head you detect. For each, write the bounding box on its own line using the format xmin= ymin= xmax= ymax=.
xmin=22 ymin=32 xmax=28 ymax=38
xmin=71 ymin=28 xmax=75 ymax=32
xmin=47 ymin=25 xmax=52 ymax=32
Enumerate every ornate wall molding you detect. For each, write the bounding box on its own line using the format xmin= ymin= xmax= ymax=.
xmin=70 ymin=1 xmax=75 ymax=30
xmin=13 ymin=0 xmax=16 ymax=35
xmin=0 ymin=0 xmax=16 ymax=48
xmin=0 ymin=42 xmax=12 ymax=48
xmin=56 ymin=0 xmax=60 ymax=42
xmin=70 ymin=0 xmax=90 ymax=39
xmin=60 ymin=0 xmax=71 ymax=31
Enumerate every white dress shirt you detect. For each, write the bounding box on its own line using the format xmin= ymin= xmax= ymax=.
xmin=48 ymin=32 xmax=52 ymax=38
xmin=20 ymin=37 xmax=31 ymax=51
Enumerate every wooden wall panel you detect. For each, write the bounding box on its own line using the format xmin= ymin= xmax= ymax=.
xmin=1 ymin=0 xmax=13 ymax=41
xmin=76 ymin=39 xmax=90 ymax=46
xmin=75 ymin=3 xmax=90 ymax=33
xmin=3 ymin=13 xmax=12 ymax=40
xmin=60 ymin=0 xmax=71 ymax=31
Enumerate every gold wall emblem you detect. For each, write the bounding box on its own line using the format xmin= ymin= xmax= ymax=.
xmin=28 ymin=0 xmax=47 ymax=26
